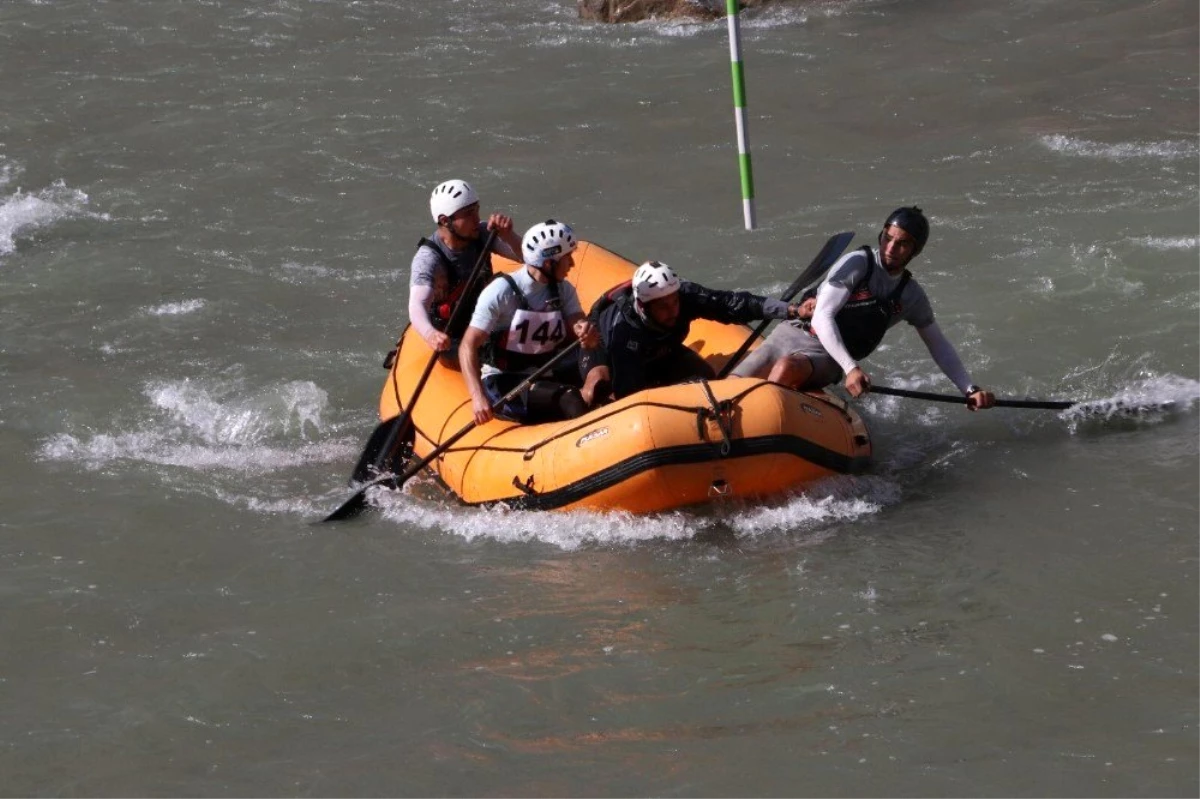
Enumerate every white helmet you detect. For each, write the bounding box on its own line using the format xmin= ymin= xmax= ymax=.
xmin=429 ymin=179 xmax=479 ymax=222
xmin=632 ymin=260 xmax=680 ymax=303
xmin=521 ymin=219 xmax=577 ymax=268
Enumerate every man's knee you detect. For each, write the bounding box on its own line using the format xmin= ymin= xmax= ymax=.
xmin=768 ymin=354 xmax=814 ymax=388
xmin=581 ymin=365 xmax=611 ymax=406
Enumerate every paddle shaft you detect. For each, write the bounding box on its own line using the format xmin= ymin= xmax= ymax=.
xmin=716 ymin=231 xmax=855 ymax=379
xmin=870 ymin=385 xmax=1074 ymax=410
xmin=323 ymin=339 xmax=582 ymax=522
xmin=358 ymin=229 xmax=498 ymax=481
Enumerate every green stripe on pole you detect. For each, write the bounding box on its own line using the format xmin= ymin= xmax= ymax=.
xmin=739 ymin=152 xmax=754 ymax=198
xmin=730 ymin=61 xmax=747 ymax=109
xmin=726 ymin=0 xmax=756 ymax=229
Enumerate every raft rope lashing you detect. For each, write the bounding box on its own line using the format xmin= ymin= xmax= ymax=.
xmin=698 ymin=380 xmax=734 ymax=457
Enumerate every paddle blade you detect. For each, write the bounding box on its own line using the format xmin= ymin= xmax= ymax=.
xmin=716 ymin=231 xmax=855 ymax=379
xmin=323 ymin=474 xmax=398 ymax=523
xmin=323 ymin=489 xmax=371 ymax=523
xmin=348 ymin=417 xmax=413 ymax=484
xmin=780 ymin=230 xmax=855 ymax=303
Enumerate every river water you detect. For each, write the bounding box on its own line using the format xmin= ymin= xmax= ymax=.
xmin=2 ymin=0 xmax=1197 ymax=795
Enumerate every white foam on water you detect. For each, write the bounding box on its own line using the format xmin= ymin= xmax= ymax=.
xmin=145 ymin=299 xmax=206 ymax=316
xmin=38 ymin=378 xmax=357 ymax=475
xmin=0 ymin=159 xmax=18 ymax=189
xmin=211 ymin=490 xmax=326 ymax=516
xmin=146 ymin=378 xmax=328 ymax=446
xmin=1032 ymin=276 xmax=1055 ymax=294
xmin=41 ymin=431 xmax=353 ymax=474
xmin=743 ymin=2 xmax=851 ymax=30
xmin=1039 ymin=134 xmax=1198 ymax=162
xmin=1129 ymin=236 xmax=1198 ymax=251
xmin=275 ymin=260 xmax=402 ymax=284
xmin=855 ymin=378 xmax=967 ymax=428
xmin=0 ymin=179 xmax=107 ymax=256
xmin=722 ymin=476 xmax=901 ymax=537
xmin=1061 ymin=374 xmax=1200 ymax=425
xmin=375 ymin=473 xmax=894 ymax=550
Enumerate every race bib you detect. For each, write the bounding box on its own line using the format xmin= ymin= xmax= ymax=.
xmin=503 ymin=308 xmax=565 ymax=355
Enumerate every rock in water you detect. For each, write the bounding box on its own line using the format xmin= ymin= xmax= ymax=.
xmin=578 ymin=0 xmax=779 ymax=24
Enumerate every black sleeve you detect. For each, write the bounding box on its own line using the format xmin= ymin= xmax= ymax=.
xmin=678 ymin=280 xmax=769 ymax=326
xmin=606 ymin=321 xmax=650 ymax=401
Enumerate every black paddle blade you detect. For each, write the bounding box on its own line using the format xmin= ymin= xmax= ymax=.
xmin=716 ymin=231 xmax=855 ymax=379
xmin=348 ymin=417 xmax=413 ymax=485
xmin=779 ymin=230 xmax=855 ymax=303
xmin=323 ymin=474 xmax=397 ymax=523
xmin=323 ymin=489 xmax=371 ymax=523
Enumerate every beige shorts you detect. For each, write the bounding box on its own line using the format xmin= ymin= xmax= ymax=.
xmin=729 ymin=321 xmax=843 ymax=389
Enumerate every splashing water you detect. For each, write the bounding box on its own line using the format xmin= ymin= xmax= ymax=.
xmin=145 ymin=378 xmax=330 ymax=446
xmin=1039 ymin=134 xmax=1199 ymax=162
xmin=0 ymin=159 xmax=17 ymax=190
xmin=1129 ymin=236 xmax=1198 ymax=252
xmin=39 ymin=378 xmax=356 ymax=474
xmin=374 ymin=474 xmax=900 ymax=550
xmin=145 ymin=299 xmax=207 ymax=316
xmin=1062 ymin=374 xmax=1200 ymax=425
xmin=0 ymin=179 xmax=105 ymax=256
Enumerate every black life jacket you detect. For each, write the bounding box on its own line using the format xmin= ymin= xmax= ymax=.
xmin=590 ymin=280 xmax=690 ymax=359
xmin=587 ymin=279 xmax=633 ymax=324
xmin=822 ymin=246 xmax=911 ymax=361
xmin=416 ymin=235 xmax=493 ymax=339
xmin=482 ymin=273 xmax=568 ymax=373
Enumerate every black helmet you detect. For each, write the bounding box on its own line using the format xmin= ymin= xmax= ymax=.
xmin=882 ymin=206 xmax=930 ymax=256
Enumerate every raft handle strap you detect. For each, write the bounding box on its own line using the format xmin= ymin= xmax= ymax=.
xmin=508 ymin=383 xmax=768 ymax=460
xmin=697 ymin=380 xmax=733 ymax=457
xmin=512 ymin=474 xmax=538 ymax=495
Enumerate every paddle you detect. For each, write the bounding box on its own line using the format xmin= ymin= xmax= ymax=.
xmin=869 ymin=385 xmax=1176 ymax=415
xmin=345 ymin=229 xmax=498 ymax=486
xmin=322 ymin=339 xmax=584 ymax=523
xmin=716 ymin=231 xmax=855 ymax=379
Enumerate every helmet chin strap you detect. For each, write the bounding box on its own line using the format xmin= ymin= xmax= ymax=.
xmin=441 ymin=218 xmax=482 ymax=250
xmin=530 ymin=259 xmax=559 ymax=285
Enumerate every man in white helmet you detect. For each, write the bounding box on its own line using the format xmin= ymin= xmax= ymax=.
xmin=578 ymin=261 xmax=808 ymax=402
xmin=459 ymin=220 xmax=601 ymax=425
xmin=407 ymin=179 xmax=522 ymax=363
xmin=730 ymin=206 xmax=995 ymax=411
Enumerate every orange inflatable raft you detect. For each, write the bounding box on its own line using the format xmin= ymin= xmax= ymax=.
xmin=380 ymin=241 xmax=872 ymax=513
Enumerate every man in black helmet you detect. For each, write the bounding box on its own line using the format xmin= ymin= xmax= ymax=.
xmin=731 ymin=206 xmax=996 ymax=411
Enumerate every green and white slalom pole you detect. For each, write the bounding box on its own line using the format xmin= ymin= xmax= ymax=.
xmin=726 ymin=0 xmax=756 ymax=230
